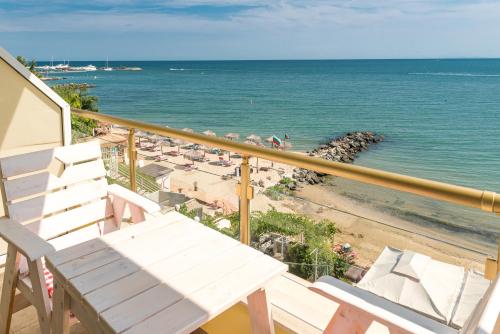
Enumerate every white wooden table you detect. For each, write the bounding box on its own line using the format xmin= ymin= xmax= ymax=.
xmin=45 ymin=212 xmax=287 ymax=334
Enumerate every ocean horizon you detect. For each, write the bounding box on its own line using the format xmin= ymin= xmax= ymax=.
xmin=44 ymin=58 xmax=500 ymax=249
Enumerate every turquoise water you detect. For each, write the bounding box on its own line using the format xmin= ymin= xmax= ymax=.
xmin=46 ymin=59 xmax=500 ymax=248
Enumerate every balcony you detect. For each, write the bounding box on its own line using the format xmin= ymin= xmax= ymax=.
xmin=6 ymin=110 xmax=499 ymax=333
xmin=0 ymin=47 xmax=499 ymax=333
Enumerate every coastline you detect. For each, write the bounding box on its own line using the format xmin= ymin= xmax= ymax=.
xmin=121 ymin=128 xmax=489 ymax=271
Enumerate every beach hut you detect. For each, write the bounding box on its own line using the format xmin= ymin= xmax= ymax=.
xmin=203 ymin=130 xmax=216 ymax=137
xmin=356 ymin=247 xmax=490 ymax=328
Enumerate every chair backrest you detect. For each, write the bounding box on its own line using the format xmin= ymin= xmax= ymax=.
xmin=0 ymin=141 xmax=115 ymax=242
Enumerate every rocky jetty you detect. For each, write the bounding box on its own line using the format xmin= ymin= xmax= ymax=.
xmin=292 ymin=131 xmax=384 ymax=185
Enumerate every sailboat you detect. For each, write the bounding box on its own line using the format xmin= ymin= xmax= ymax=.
xmin=103 ymin=57 xmax=112 ymax=71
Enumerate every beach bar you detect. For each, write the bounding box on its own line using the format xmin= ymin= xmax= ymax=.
xmin=0 ymin=47 xmax=499 ymax=334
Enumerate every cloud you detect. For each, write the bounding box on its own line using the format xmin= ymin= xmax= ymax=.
xmin=1 ymin=0 xmax=499 ymax=59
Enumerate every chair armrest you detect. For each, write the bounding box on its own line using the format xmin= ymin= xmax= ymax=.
xmin=0 ymin=218 xmax=55 ymax=262
xmin=107 ymin=184 xmax=161 ymax=213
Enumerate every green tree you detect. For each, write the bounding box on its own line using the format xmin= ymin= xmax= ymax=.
xmin=52 ymin=84 xmax=99 ymax=141
xmin=16 ymin=55 xmax=41 ymax=77
xmin=286 ymin=243 xmax=313 ymax=278
xmin=16 ymin=56 xmax=28 ymax=67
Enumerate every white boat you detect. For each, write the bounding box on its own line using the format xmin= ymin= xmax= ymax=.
xmin=67 ymin=65 xmax=97 ymax=72
xmin=103 ymin=57 xmax=112 ymax=71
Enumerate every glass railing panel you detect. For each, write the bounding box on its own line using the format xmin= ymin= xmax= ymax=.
xmin=247 ymin=159 xmax=498 ymax=282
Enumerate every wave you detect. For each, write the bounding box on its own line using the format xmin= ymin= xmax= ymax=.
xmin=409 ymin=72 xmax=500 ymax=77
xmin=169 ymin=68 xmax=186 ymax=71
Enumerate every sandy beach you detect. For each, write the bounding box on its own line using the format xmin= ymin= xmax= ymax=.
xmin=113 ymin=128 xmax=488 ymax=271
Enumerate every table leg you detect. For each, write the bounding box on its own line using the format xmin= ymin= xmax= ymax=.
xmin=247 ymin=288 xmax=275 ymax=334
xmin=52 ymin=280 xmax=70 ymax=334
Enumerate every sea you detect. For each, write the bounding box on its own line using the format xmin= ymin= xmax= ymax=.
xmin=43 ymin=59 xmax=500 ymax=252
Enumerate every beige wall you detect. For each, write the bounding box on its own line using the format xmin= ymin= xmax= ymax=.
xmin=0 ymin=58 xmax=64 ymax=217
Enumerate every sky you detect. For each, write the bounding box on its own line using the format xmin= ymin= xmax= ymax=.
xmin=1 ymin=0 xmax=500 ymax=60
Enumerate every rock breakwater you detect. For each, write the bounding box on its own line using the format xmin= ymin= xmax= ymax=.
xmin=292 ymin=131 xmax=384 ymax=185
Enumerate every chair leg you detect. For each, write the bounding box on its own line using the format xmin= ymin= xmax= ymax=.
xmin=247 ymin=288 xmax=275 ymax=334
xmin=52 ymin=280 xmax=70 ymax=334
xmin=0 ymin=245 xmax=20 ymax=334
xmin=27 ymin=259 xmax=51 ymax=334
xmin=129 ymin=204 xmax=146 ymax=223
xmin=112 ymin=196 xmax=127 ymax=225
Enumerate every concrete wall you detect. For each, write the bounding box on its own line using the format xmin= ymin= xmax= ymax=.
xmin=0 ymin=58 xmax=65 ymax=217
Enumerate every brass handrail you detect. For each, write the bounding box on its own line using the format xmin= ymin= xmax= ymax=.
xmin=73 ymin=108 xmax=500 ymax=215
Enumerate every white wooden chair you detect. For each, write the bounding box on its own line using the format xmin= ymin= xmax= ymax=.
xmin=0 ymin=141 xmax=161 ymax=334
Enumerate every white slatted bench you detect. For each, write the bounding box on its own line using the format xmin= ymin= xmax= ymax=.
xmin=0 ymin=141 xmax=161 ymax=334
xmin=45 ymin=211 xmax=287 ymax=334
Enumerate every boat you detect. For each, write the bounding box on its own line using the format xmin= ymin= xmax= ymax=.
xmin=103 ymin=57 xmax=112 ymax=71
xmin=66 ymin=65 xmax=97 ymax=72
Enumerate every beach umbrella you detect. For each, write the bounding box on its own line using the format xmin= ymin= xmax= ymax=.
xmin=172 ymin=138 xmax=185 ymax=153
xmin=224 ymin=133 xmax=239 ymax=161
xmin=203 ymin=130 xmax=216 ymax=137
xmin=245 ymin=134 xmax=262 ymax=143
xmin=224 ymin=133 xmax=240 ymax=140
xmin=135 ymin=130 xmax=148 ymax=146
xmin=149 ymin=134 xmax=163 ymax=150
xmin=184 ymin=149 xmax=204 ymax=165
xmin=244 ymin=140 xmax=260 ymax=173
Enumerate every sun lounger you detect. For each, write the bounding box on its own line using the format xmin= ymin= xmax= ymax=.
xmin=311 ymin=275 xmax=500 ymax=334
xmin=155 ymin=155 xmax=168 ymax=162
xmin=311 ymin=276 xmax=458 ymax=334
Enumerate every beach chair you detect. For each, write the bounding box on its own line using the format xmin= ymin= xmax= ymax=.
xmin=0 ymin=141 xmax=161 ymax=334
xmin=311 ymin=275 xmax=500 ymax=334
xmin=155 ymin=155 xmax=168 ymax=162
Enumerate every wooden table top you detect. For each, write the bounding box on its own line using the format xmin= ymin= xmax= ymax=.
xmin=46 ymin=212 xmax=287 ymax=334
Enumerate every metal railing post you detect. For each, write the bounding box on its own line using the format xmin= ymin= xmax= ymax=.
xmin=485 ymin=232 xmax=500 ymax=280
xmin=238 ymin=155 xmax=253 ymax=245
xmin=497 ymin=238 xmax=500 ymax=277
xmin=128 ymin=129 xmax=137 ymax=192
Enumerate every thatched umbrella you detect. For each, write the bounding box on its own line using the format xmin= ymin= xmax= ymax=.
xmin=244 ymin=140 xmax=261 ymax=173
xmin=224 ymin=133 xmax=239 ymax=161
xmin=172 ymin=138 xmax=185 ymax=153
xmin=203 ymin=130 xmax=216 ymax=137
xmin=224 ymin=133 xmax=240 ymax=140
xmin=135 ymin=130 xmax=149 ymax=146
xmin=184 ymin=149 xmax=204 ymax=165
xmin=246 ymin=134 xmax=262 ymax=143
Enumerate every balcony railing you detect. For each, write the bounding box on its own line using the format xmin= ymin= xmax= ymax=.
xmin=71 ymin=107 xmax=500 ymax=279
